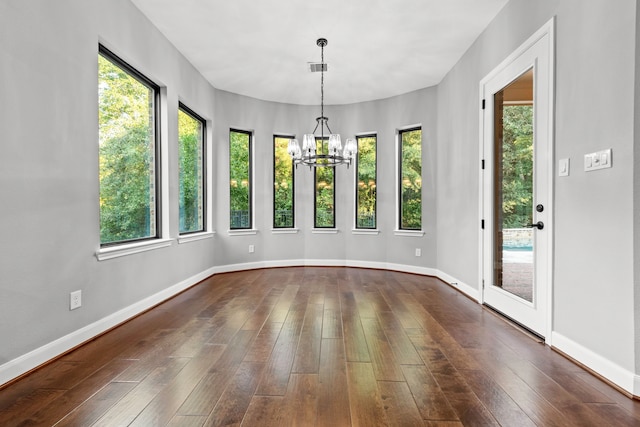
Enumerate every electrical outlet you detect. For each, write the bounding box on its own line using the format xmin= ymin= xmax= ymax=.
xmin=249 ymin=245 xmax=255 ymax=253
xmin=415 ymin=248 xmax=421 ymax=257
xmin=70 ymin=290 xmax=82 ymax=310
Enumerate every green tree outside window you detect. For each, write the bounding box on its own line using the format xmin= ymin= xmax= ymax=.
xmin=178 ymin=106 xmax=205 ymax=234
xmin=400 ymin=128 xmax=422 ymax=230
xmin=98 ymin=50 xmax=157 ymax=245
xmin=274 ymin=136 xmax=294 ymax=228
xmin=230 ymin=130 xmax=251 ymax=229
xmin=356 ymin=135 xmax=377 ymax=229
xmin=501 ymin=105 xmax=533 ymax=228
xmin=315 ymin=137 xmax=335 ymax=228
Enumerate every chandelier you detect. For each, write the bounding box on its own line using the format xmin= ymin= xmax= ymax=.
xmin=288 ymin=38 xmax=357 ymax=168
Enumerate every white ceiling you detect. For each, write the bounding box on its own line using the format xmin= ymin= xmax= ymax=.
xmin=131 ymin=0 xmax=509 ymax=105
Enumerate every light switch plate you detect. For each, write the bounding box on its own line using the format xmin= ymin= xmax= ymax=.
xmin=559 ymin=158 xmax=569 ymax=177
xmin=584 ymin=149 xmax=612 ymax=172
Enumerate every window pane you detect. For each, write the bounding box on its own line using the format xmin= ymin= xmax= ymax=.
xmin=400 ymin=128 xmax=422 ymax=230
xmin=230 ymin=130 xmax=251 ymax=229
xmin=274 ymin=135 xmax=294 ymax=228
xmin=356 ymin=135 xmax=376 ymax=229
xmin=315 ymin=137 xmax=335 ymax=228
xmin=178 ymin=106 xmax=205 ymax=234
xmin=98 ymin=49 xmax=158 ymax=245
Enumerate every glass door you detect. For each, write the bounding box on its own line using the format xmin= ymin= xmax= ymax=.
xmin=481 ymin=23 xmax=553 ymax=338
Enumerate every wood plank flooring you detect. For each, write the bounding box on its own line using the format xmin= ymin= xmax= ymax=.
xmin=1 ymin=267 xmax=639 ymax=426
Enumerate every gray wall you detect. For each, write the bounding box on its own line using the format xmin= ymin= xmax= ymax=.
xmin=1 ymin=0 xmax=639 ymax=393
xmin=552 ymin=0 xmax=635 ymax=372
xmin=437 ymin=0 xmax=637 ymax=374
xmin=212 ymin=88 xmax=437 ymax=269
xmin=0 ymin=0 xmax=218 ymax=366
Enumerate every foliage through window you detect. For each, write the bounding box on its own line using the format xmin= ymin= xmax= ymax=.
xmin=98 ymin=46 xmax=159 ymax=245
xmin=501 ymin=105 xmax=533 ymax=228
xmin=178 ymin=104 xmax=205 ymax=234
xmin=399 ymin=127 xmax=422 ymax=230
xmin=274 ymin=135 xmax=294 ymax=228
xmin=356 ymin=135 xmax=377 ymax=229
xmin=229 ymin=129 xmax=252 ymax=229
xmin=315 ymin=137 xmax=335 ymax=228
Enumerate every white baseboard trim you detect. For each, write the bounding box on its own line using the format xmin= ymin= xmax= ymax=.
xmin=551 ymin=331 xmax=637 ymax=396
xmin=435 ymin=269 xmax=480 ymax=302
xmin=0 ymin=266 xmax=217 ymax=388
xmin=213 ymin=261 xmax=270 ymax=274
xmin=384 ymin=262 xmax=439 ymax=277
xmin=210 ymin=259 xmax=478 ymax=302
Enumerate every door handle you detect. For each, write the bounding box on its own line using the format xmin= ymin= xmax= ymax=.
xmin=527 ymin=221 xmax=544 ymax=230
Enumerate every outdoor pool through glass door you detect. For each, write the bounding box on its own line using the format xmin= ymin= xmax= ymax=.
xmin=493 ymin=68 xmax=534 ymax=303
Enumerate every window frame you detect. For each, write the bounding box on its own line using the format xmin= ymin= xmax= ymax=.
xmin=98 ymin=44 xmax=162 ymax=247
xmin=229 ymin=128 xmax=253 ymax=230
xmin=398 ymin=126 xmax=423 ymax=231
xmin=273 ymin=134 xmax=295 ymax=229
xmin=177 ymin=102 xmax=207 ymax=236
xmin=355 ymin=133 xmax=377 ymax=230
xmin=314 ymin=136 xmax=336 ymax=229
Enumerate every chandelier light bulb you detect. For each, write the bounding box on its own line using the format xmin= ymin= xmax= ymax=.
xmin=302 ymin=134 xmax=316 ymax=153
xmin=288 ymin=139 xmax=302 ymax=160
xmin=343 ymin=138 xmax=357 ymax=160
xmin=328 ymin=134 xmax=342 ymax=156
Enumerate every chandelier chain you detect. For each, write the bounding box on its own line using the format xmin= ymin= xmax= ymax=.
xmin=320 ymin=41 xmax=324 ymax=139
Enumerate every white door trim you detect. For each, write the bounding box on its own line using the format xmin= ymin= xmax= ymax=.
xmin=478 ymin=17 xmax=555 ymax=343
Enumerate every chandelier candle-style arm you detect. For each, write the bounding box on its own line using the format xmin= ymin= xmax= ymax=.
xmin=290 ymin=38 xmax=357 ymax=169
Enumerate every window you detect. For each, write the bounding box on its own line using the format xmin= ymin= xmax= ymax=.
xmin=98 ymin=45 xmax=160 ymax=246
xmin=178 ymin=104 xmax=206 ymax=234
xmin=356 ymin=134 xmax=377 ymax=229
xmin=399 ymin=127 xmax=422 ymax=230
xmin=314 ymin=137 xmax=335 ymax=228
xmin=273 ymin=135 xmax=294 ymax=228
xmin=229 ymin=129 xmax=252 ymax=229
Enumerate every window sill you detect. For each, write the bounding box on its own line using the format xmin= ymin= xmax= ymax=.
xmin=96 ymin=238 xmax=173 ymax=261
xmin=312 ymin=228 xmax=339 ymax=234
xmin=352 ymin=229 xmax=380 ymax=235
xmin=271 ymin=228 xmax=299 ymax=234
xmin=178 ymin=231 xmax=215 ymax=244
xmin=228 ymin=229 xmax=258 ymax=236
xmin=394 ymin=230 xmax=425 ymax=237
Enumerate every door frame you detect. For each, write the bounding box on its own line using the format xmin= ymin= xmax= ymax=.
xmin=478 ymin=17 xmax=555 ymax=343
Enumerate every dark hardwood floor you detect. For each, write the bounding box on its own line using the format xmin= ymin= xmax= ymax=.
xmin=1 ymin=267 xmax=639 ymax=426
